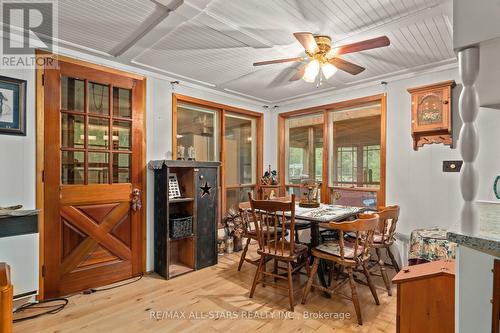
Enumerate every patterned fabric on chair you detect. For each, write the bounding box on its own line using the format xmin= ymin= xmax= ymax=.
xmin=316 ymin=241 xmax=364 ymax=259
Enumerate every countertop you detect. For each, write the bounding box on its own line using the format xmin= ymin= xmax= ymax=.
xmin=447 ymin=201 xmax=500 ymax=256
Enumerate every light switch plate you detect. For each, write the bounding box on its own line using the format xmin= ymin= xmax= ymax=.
xmin=443 ymin=160 xmax=463 ymax=172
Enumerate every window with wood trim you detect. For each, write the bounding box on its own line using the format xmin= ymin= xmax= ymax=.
xmin=279 ymin=95 xmax=386 ymax=208
xmin=173 ymin=95 xmax=263 ymax=215
xmin=60 ymin=76 xmax=133 ymax=185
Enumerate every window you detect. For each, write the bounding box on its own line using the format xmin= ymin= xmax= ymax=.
xmin=173 ymin=96 xmax=262 ymax=215
xmin=279 ymin=96 xmax=385 ymax=208
xmin=224 ymin=113 xmax=257 ymax=211
xmin=285 ymin=113 xmax=323 ymax=185
xmin=175 ymin=103 xmax=219 ymax=162
xmin=60 ymin=76 xmax=132 ymax=185
xmin=329 ymin=102 xmax=382 ymax=207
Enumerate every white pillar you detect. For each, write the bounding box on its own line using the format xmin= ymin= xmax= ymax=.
xmin=458 ymin=47 xmax=480 ymax=235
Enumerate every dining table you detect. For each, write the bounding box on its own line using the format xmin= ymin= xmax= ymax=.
xmin=287 ymin=204 xmax=368 ymax=291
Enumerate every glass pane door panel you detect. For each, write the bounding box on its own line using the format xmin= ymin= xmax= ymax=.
xmin=112 ymin=120 xmax=131 ymax=151
xmin=113 ymin=153 xmax=131 ymax=183
xmin=61 ymin=113 xmax=84 ymax=148
xmin=88 ymin=152 xmax=109 ymax=184
xmin=88 ymin=117 xmax=109 ymax=150
xmin=61 ymin=76 xmax=84 ymax=112
xmin=113 ymin=87 xmax=132 ymax=118
xmin=224 ymin=113 xmax=256 ymax=185
xmin=226 ymin=187 xmax=254 ymax=212
xmin=329 ymin=103 xmax=381 ymax=189
xmin=88 ymin=82 xmax=109 ymax=115
xmin=285 ymin=113 xmax=323 ymax=185
xmin=61 ymin=151 xmax=84 ymax=184
xmin=176 ymin=103 xmax=219 ymax=161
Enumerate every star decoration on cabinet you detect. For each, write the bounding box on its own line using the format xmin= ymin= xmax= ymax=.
xmin=200 ymin=181 xmax=212 ymax=197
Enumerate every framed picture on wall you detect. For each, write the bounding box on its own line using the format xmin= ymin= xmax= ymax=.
xmin=0 ymin=75 xmax=27 ymax=136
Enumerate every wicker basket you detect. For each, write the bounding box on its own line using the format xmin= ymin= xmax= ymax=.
xmin=169 ymin=215 xmax=193 ymax=239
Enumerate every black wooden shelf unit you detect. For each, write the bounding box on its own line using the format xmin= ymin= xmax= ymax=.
xmin=150 ymin=160 xmax=220 ymax=279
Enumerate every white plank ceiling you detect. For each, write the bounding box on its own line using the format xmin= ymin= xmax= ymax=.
xmin=36 ymin=0 xmax=456 ymax=103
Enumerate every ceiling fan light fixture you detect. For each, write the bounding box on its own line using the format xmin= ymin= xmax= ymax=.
xmin=321 ymin=62 xmax=337 ymax=79
xmin=303 ymin=59 xmax=320 ymax=82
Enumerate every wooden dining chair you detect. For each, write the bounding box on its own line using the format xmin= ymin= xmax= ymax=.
xmin=248 ymin=194 xmax=309 ymax=311
xmin=372 ymin=205 xmax=400 ymax=296
xmin=237 ymin=201 xmax=260 ymax=271
xmin=301 ymin=213 xmax=380 ymax=325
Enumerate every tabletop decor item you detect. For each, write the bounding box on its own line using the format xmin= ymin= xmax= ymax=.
xmin=187 ymin=146 xmax=196 ymax=160
xmin=176 ymin=145 xmax=185 ymax=160
xmin=0 ymin=76 xmax=26 ymax=136
xmin=407 ymin=80 xmax=455 ymax=150
xmin=299 ymin=181 xmax=320 ymax=208
xmin=167 ymin=173 xmax=182 ymax=199
xmin=260 ymin=165 xmax=278 ymax=185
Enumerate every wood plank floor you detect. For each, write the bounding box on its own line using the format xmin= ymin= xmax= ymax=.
xmin=14 ymin=245 xmax=397 ymax=333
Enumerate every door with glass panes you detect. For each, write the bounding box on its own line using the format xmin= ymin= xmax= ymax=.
xmin=43 ymin=60 xmax=145 ymax=298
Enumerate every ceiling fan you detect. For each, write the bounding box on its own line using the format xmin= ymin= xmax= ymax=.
xmin=253 ymin=33 xmax=390 ymax=84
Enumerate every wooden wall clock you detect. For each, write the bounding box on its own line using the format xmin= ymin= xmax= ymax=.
xmin=408 ymin=80 xmax=456 ymax=150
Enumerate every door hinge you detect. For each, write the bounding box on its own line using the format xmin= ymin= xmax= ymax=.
xmin=42 ymin=170 xmax=45 ymax=182
xmin=41 ymin=265 xmax=46 ymax=277
xmin=41 ymin=74 xmax=45 ymax=86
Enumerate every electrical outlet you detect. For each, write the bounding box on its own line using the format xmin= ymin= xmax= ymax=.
xmin=443 ymin=160 xmax=463 ymax=172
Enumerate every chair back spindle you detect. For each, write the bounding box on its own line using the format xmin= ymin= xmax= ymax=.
xmin=376 ymin=205 xmax=400 ymax=245
xmin=248 ymin=193 xmax=296 ymax=257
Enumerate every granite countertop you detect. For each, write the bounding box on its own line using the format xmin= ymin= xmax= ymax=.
xmin=447 ymin=201 xmax=500 ymax=256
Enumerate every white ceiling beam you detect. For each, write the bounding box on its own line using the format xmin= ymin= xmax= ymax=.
xmin=113 ymin=0 xmax=190 ymax=61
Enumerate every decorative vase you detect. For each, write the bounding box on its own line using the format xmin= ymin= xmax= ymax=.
xmin=225 ymin=237 xmax=234 ymax=254
xmin=233 ymin=236 xmax=243 ymax=252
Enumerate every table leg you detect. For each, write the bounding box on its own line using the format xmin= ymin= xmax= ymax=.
xmin=310 ymin=222 xmax=330 ymax=297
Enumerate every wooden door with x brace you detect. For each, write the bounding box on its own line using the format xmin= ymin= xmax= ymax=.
xmin=42 ymin=59 xmax=145 ymax=298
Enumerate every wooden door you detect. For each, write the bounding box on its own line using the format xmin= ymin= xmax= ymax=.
xmin=43 ymin=60 xmax=145 ymax=298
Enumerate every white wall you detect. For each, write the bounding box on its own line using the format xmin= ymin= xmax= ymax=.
xmin=270 ymin=66 xmax=500 ymax=246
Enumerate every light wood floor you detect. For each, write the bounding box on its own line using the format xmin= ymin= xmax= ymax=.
xmin=15 ymin=245 xmax=397 ymax=333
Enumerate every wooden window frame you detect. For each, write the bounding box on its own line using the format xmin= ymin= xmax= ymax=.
xmin=172 ymin=94 xmax=263 ymax=215
xmin=278 ymin=94 xmax=386 ymax=206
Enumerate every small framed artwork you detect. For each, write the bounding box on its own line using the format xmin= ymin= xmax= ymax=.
xmin=0 ymin=75 xmax=27 ymax=136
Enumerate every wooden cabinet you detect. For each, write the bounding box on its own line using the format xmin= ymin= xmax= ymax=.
xmin=0 ymin=263 xmax=12 ymax=333
xmin=392 ymin=260 xmax=455 ymax=333
xmin=493 ymin=260 xmax=500 ymax=333
xmin=407 ymin=81 xmax=455 ymax=150
xmin=150 ymin=160 xmax=220 ymax=279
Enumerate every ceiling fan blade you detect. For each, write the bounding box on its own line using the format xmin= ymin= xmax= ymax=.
xmin=289 ymin=63 xmax=306 ymax=81
xmin=253 ymin=57 xmax=304 ymax=66
xmin=329 ymin=58 xmax=365 ymax=75
xmin=293 ymin=32 xmax=318 ymax=54
xmin=330 ymin=36 xmax=390 ymax=56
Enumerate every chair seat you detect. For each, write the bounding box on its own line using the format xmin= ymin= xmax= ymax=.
xmin=315 ymin=241 xmax=364 ymax=259
xmin=258 ymin=242 xmax=308 ymax=260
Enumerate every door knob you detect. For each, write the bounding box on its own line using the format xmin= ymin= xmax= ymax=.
xmin=132 ymin=188 xmax=142 ymax=211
